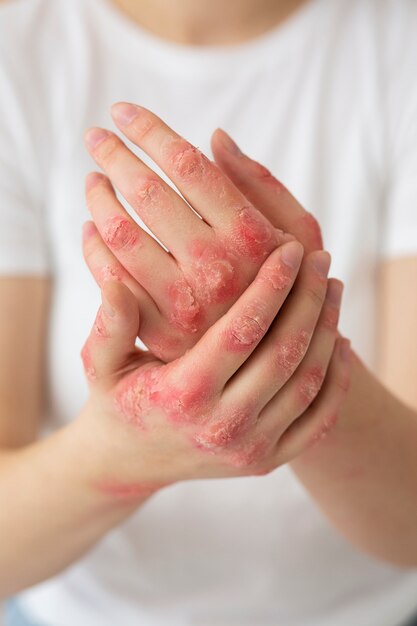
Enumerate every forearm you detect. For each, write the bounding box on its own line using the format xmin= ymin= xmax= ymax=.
xmin=290 ymin=352 xmax=417 ymax=567
xmin=0 ymin=408 xmax=148 ymax=598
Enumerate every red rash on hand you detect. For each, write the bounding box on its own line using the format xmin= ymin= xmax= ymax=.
xmin=162 ymin=137 xmax=211 ymax=182
xmin=114 ymin=365 xmax=214 ymax=429
xmin=224 ymin=303 xmax=268 ymax=352
xmin=187 ymin=240 xmax=239 ymax=305
xmin=228 ymin=206 xmax=276 ymax=262
xmin=102 ymin=216 xmax=139 ymax=251
xmin=167 ymin=278 xmax=202 ymax=333
xmin=298 ymin=366 xmax=325 ymax=405
xmin=192 ymin=405 xmax=255 ymax=450
xmin=273 ymin=330 xmax=310 ymax=375
xmin=93 ymin=307 xmax=109 ymax=338
xmin=81 ymin=343 xmax=96 ymax=381
xmin=300 ymin=213 xmax=324 ymax=250
xmin=259 ymin=261 xmax=294 ymax=291
xmin=226 ymin=434 xmax=269 ymax=468
xmin=95 ymin=480 xmax=172 ymax=501
xmin=307 ymin=413 xmax=339 ymax=449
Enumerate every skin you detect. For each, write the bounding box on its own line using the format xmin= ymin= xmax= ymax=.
xmin=85 ymin=105 xmax=417 ymax=566
xmin=0 ymin=0 xmax=416 ymax=598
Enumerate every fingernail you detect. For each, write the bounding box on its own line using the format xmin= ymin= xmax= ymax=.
xmin=218 ymin=129 xmax=243 ymax=156
xmin=281 ymin=242 xmax=303 ymax=269
xmin=101 ymin=295 xmax=115 ymax=318
xmin=326 ymin=280 xmax=344 ymax=307
xmin=340 ymin=338 xmax=351 ymax=362
xmin=85 ymin=128 xmax=111 ymax=150
xmin=112 ymin=102 xmax=140 ymax=126
xmin=312 ymin=251 xmax=331 ymax=278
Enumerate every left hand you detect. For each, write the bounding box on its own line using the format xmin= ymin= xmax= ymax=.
xmin=83 ymin=103 xmax=296 ymax=361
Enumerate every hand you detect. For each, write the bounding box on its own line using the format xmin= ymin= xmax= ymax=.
xmin=79 ymin=241 xmax=350 ymax=500
xmin=211 ymin=128 xmax=324 ymax=253
xmin=83 ymin=104 xmax=294 ymax=361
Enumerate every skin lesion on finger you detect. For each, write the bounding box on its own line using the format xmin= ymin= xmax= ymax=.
xmin=167 ymin=278 xmax=203 ymax=333
xmin=273 ymin=330 xmax=310 ymax=376
xmin=191 ymin=404 xmax=255 ymax=451
xmin=307 ymin=412 xmax=339 ymax=449
xmin=224 ymin=434 xmax=270 ymax=469
xmin=133 ymin=176 xmax=172 ymax=214
xmin=114 ymin=364 xmax=214 ymax=429
xmin=224 ymin=302 xmax=269 ymax=352
xmin=298 ymin=213 xmax=324 ymax=250
xmin=247 ymin=159 xmax=287 ymax=194
xmin=259 ymin=260 xmax=295 ymax=291
xmin=298 ymin=365 xmax=326 ymax=406
xmin=187 ymin=240 xmax=240 ymax=306
xmin=99 ymin=264 xmax=124 ymax=283
xmin=161 ymin=135 xmax=211 ymax=182
xmin=80 ymin=343 xmax=97 ymax=382
xmin=94 ymin=307 xmax=110 ymax=338
xmin=102 ymin=216 xmax=140 ymax=251
xmin=226 ymin=205 xmax=278 ymax=262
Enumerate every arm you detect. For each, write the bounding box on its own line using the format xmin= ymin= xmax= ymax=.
xmin=289 ymin=258 xmax=417 ymax=568
xmin=0 ymin=278 xmax=148 ymax=597
xmin=212 ymin=137 xmax=417 ymax=567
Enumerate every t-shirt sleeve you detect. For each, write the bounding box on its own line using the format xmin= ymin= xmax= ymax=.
xmin=380 ymin=1 xmax=417 ymax=260
xmin=0 ymin=15 xmax=49 ymax=276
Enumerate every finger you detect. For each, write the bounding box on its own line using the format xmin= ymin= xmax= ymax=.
xmin=81 ymin=281 xmax=142 ymax=382
xmin=178 ymin=241 xmax=304 ymax=392
xmin=110 ymin=103 xmax=288 ymax=261
xmin=84 ymin=128 xmax=210 ymax=259
xmin=211 ymin=128 xmax=324 ymax=253
xmin=257 ymin=278 xmax=343 ymax=437
xmin=273 ymin=337 xmax=352 ymax=464
xmin=85 ymin=173 xmax=185 ymax=310
xmin=223 ymin=250 xmax=331 ymax=406
xmin=82 ymin=222 xmax=180 ymax=362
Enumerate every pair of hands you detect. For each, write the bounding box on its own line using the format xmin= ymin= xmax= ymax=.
xmin=80 ymin=103 xmax=351 ymax=500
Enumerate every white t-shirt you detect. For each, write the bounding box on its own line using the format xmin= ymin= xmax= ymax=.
xmin=1 ymin=0 xmax=417 ymax=624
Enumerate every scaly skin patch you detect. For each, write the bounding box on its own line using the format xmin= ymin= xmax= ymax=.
xmin=135 ymin=177 xmax=172 ymax=213
xmin=161 ymin=136 xmax=210 ymax=182
xmin=187 ymin=240 xmax=239 ymax=305
xmin=100 ymin=264 xmax=123 ymax=282
xmin=226 ymin=434 xmax=269 ymax=469
xmin=230 ymin=206 xmax=276 ymax=261
xmin=93 ymin=307 xmax=109 ymax=338
xmin=308 ymin=413 xmax=339 ymax=448
xmin=273 ymin=330 xmax=310 ymax=375
xmin=259 ymin=261 xmax=294 ymax=291
xmin=192 ymin=406 xmax=254 ymax=450
xmin=298 ymin=366 xmax=325 ymax=405
xmin=102 ymin=216 xmax=139 ymax=251
xmin=301 ymin=213 xmax=324 ymax=250
xmin=225 ymin=302 xmax=268 ymax=352
xmin=81 ymin=343 xmax=96 ymax=381
xmin=167 ymin=278 xmax=202 ymax=333
xmin=114 ymin=365 xmax=214 ymax=428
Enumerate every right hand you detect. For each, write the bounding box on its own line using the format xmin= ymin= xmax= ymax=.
xmin=78 ymin=240 xmax=350 ymax=501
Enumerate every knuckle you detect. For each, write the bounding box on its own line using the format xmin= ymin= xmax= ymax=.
xmin=298 ymin=365 xmax=326 ymax=406
xmin=273 ymin=330 xmax=310 ymax=375
xmin=134 ymin=177 xmax=168 ymax=210
xmin=226 ymin=434 xmax=269 ymax=469
xmin=321 ymin=304 xmax=340 ymax=330
xmin=304 ymin=284 xmax=324 ymax=309
xmin=161 ymin=135 xmax=210 ymax=181
xmin=81 ymin=342 xmax=96 ymax=382
xmin=193 ymin=405 xmax=254 ymax=451
xmin=130 ymin=115 xmax=157 ymax=141
xmin=102 ymin=216 xmax=139 ymax=251
xmin=227 ymin=305 xmax=268 ymax=351
xmin=96 ymin=135 xmax=121 ymax=167
xmin=167 ymin=278 xmax=202 ymax=334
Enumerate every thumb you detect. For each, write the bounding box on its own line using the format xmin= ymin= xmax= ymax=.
xmin=81 ymin=281 xmax=142 ymax=382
